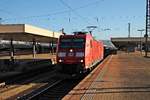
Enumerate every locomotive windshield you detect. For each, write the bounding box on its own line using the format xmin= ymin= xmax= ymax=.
xmin=59 ymin=38 xmax=84 ymax=48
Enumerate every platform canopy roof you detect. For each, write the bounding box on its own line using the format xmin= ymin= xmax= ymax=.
xmin=0 ymin=24 xmax=63 ymax=43
xmin=111 ymin=37 xmax=150 ymax=42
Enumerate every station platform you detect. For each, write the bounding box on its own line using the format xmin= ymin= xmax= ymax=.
xmin=0 ymin=53 xmax=56 ymax=80
xmin=0 ymin=53 xmax=56 ymax=60
xmin=63 ymin=51 xmax=150 ymax=100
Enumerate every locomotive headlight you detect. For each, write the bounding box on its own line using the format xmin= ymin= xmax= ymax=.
xmin=59 ymin=59 xmax=62 ymax=62
xmin=70 ymin=49 xmax=73 ymax=52
xmin=58 ymin=52 xmax=66 ymax=57
xmin=76 ymin=52 xmax=84 ymax=57
xmin=85 ymin=66 xmax=88 ymax=69
xmin=80 ymin=59 xmax=83 ymax=62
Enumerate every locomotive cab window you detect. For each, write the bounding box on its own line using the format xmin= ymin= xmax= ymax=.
xmin=59 ymin=39 xmax=72 ymax=48
xmin=59 ymin=38 xmax=85 ymax=48
xmin=72 ymin=38 xmax=85 ymax=48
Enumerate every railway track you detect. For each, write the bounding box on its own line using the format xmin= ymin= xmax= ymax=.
xmin=0 ymin=69 xmax=54 ymax=93
xmin=0 ymin=55 xmax=107 ymax=99
xmin=18 ymin=58 xmax=104 ymax=100
xmin=29 ymin=58 xmax=106 ymax=100
xmin=0 ymin=66 xmax=56 ymax=100
xmin=20 ymin=74 xmax=86 ymax=100
xmin=18 ymin=79 xmax=63 ymax=100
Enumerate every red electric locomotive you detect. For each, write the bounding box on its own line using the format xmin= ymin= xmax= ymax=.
xmin=56 ymin=32 xmax=104 ymax=74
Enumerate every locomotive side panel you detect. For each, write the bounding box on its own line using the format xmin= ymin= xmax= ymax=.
xmin=99 ymin=41 xmax=104 ymax=60
xmin=84 ymin=34 xmax=93 ymax=69
xmin=84 ymin=35 xmax=104 ymax=70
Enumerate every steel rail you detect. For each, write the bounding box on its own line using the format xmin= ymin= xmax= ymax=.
xmin=17 ymin=80 xmax=62 ymax=100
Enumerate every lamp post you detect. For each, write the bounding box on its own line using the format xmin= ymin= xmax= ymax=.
xmin=128 ymin=23 xmax=131 ymax=38
xmin=137 ymin=29 xmax=145 ymax=53
xmin=0 ymin=18 xmax=2 ymax=24
xmin=51 ymin=32 xmax=54 ymax=55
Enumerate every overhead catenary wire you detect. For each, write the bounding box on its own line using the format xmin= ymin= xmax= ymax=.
xmin=0 ymin=0 xmax=144 ymax=35
xmin=0 ymin=7 xmax=23 ymax=20
xmin=59 ymin=0 xmax=92 ymax=25
xmin=2 ymin=0 xmax=105 ymax=22
xmin=0 ymin=0 xmax=142 ymax=24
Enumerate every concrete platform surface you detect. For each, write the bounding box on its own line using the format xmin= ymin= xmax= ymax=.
xmin=63 ymin=52 xmax=150 ymax=100
xmin=0 ymin=53 xmax=56 ymax=60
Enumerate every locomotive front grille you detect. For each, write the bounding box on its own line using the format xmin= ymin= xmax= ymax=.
xmin=68 ymin=52 xmax=74 ymax=56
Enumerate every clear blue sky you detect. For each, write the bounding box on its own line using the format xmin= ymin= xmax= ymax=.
xmin=0 ymin=0 xmax=146 ymax=40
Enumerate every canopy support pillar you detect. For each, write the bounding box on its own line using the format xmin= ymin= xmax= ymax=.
xmin=10 ymin=38 xmax=14 ymax=63
xmin=32 ymin=38 xmax=36 ymax=59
